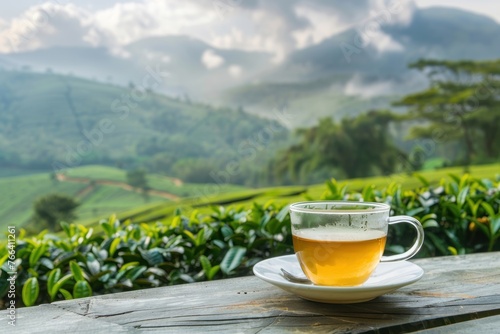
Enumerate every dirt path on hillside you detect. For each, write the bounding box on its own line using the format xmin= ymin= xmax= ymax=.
xmin=76 ymin=184 xmax=96 ymax=198
xmin=56 ymin=174 xmax=180 ymax=201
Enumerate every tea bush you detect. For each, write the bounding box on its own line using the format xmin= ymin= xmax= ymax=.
xmin=1 ymin=202 xmax=292 ymax=307
xmin=322 ymin=174 xmax=500 ymax=256
xmin=1 ymin=174 xmax=499 ymax=307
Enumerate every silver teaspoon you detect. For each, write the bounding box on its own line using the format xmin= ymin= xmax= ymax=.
xmin=280 ymin=268 xmax=312 ymax=284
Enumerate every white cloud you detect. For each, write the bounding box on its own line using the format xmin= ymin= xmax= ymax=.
xmin=344 ymin=74 xmax=395 ymax=98
xmin=1 ymin=0 xmax=410 ymax=60
xmin=1 ymin=0 xmax=500 ymax=62
xmin=228 ymin=64 xmax=243 ymax=77
xmin=90 ymin=1 xmax=217 ymax=46
xmin=362 ymin=29 xmax=405 ymax=53
xmin=0 ymin=3 xmax=92 ymax=53
xmin=415 ymin=0 xmax=500 ymax=23
xmin=0 ymin=1 xmax=218 ymax=54
xmin=344 ymin=72 xmax=427 ymax=98
xmin=201 ymin=49 xmax=225 ymax=69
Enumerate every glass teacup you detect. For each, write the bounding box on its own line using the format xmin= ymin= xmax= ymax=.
xmin=289 ymin=201 xmax=424 ymax=286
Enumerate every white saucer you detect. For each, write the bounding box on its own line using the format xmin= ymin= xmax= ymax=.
xmin=253 ymin=254 xmax=424 ymax=304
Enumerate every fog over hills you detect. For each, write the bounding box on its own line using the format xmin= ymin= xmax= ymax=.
xmin=1 ymin=6 xmax=498 ymax=121
xmin=0 ymin=5 xmax=499 ymax=128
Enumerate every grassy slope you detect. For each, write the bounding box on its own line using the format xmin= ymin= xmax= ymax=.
xmin=0 ymin=165 xmax=246 ymax=229
xmin=78 ymin=163 xmax=500 ymax=230
xmin=0 ymin=70 xmax=289 ymax=171
xmin=0 ymin=173 xmax=87 ymax=226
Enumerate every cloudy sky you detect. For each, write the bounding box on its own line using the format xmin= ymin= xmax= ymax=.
xmin=1 ymin=0 xmax=499 ymax=61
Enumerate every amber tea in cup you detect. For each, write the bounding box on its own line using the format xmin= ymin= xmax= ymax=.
xmin=289 ymin=201 xmax=424 ymax=286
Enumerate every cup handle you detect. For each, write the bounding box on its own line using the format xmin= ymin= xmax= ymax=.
xmin=380 ymin=215 xmax=425 ymax=262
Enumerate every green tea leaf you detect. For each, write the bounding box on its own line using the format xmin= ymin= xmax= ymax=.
xmin=362 ymin=185 xmax=374 ymax=201
xmin=73 ymin=280 xmax=92 ymax=299
xmin=27 ymin=268 xmax=39 ymax=278
xmin=47 ymin=268 xmax=61 ymax=294
xmin=275 ymin=205 xmax=289 ymax=223
xmin=59 ymin=288 xmax=73 ymax=300
xmin=474 ymin=220 xmax=490 ymax=238
xmin=447 ymin=246 xmax=458 ymax=256
xmin=39 ymin=257 xmax=54 ymax=270
xmin=491 ymin=217 xmax=500 ymax=236
xmin=326 ymin=179 xmax=338 ymax=197
xmin=467 ymin=198 xmax=481 ymax=217
xmin=220 ymin=246 xmax=246 ymax=275
xmin=126 ymin=266 xmax=147 ymax=281
xmin=22 ymin=277 xmax=39 ymax=307
xmin=481 ymin=202 xmax=495 ymax=217
xmin=29 ymin=244 xmax=47 ymax=267
xmin=100 ymin=222 xmax=113 ymax=237
xmin=459 ymin=174 xmax=470 ymax=190
xmin=139 ymin=248 xmax=163 ymax=266
xmin=119 ymin=261 xmax=139 ymax=272
xmin=199 ymin=255 xmax=211 ymax=274
xmin=195 ymin=228 xmax=206 ymax=247
xmin=60 ymin=222 xmax=71 ymax=237
xmin=50 ymin=274 xmax=74 ymax=301
xmin=221 ymin=226 xmax=233 ymax=239
xmin=0 ymin=254 xmax=9 ymax=268
xmin=208 ymin=265 xmax=220 ymax=280
xmin=457 ymin=186 xmax=469 ymax=209
xmin=423 ymin=219 xmax=439 ymax=228
xmin=183 ymin=230 xmax=196 ymax=243
xmin=70 ymin=261 xmax=85 ymax=281
xmin=109 ymin=237 xmax=121 ymax=256
xmin=86 ymin=253 xmax=101 ymax=276
xmin=144 ymin=267 xmax=167 ymax=277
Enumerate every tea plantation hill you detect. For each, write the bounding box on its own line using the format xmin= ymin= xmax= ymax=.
xmin=0 ymin=165 xmax=246 ymax=230
xmin=77 ymin=162 xmax=500 ymax=232
xmin=0 ymin=70 xmax=289 ymax=179
xmin=4 ymin=8 xmax=499 ymax=130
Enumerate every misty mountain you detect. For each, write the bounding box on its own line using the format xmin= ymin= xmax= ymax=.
xmin=275 ymin=7 xmax=500 ymax=88
xmin=0 ymin=70 xmax=288 ymax=181
xmin=0 ymin=35 xmax=273 ymax=100
xmin=1 ymin=6 xmax=499 ymax=127
xmin=223 ymin=7 xmax=500 ymax=126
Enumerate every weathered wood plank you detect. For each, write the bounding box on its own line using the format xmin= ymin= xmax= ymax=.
xmin=0 ymin=303 xmax=137 ymax=334
xmin=413 ymin=314 xmax=500 ymax=334
xmin=2 ymin=252 xmax=500 ymax=333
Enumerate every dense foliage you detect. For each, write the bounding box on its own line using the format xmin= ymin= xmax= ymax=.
xmin=1 ymin=202 xmax=292 ymax=308
xmin=395 ymin=59 xmax=500 ymax=164
xmin=0 ymin=70 xmax=289 ymax=185
xmin=270 ymin=110 xmax=405 ymax=184
xmin=33 ymin=194 xmax=80 ymax=231
xmin=322 ymin=174 xmax=500 ymax=256
xmin=1 ymin=174 xmax=499 ymax=308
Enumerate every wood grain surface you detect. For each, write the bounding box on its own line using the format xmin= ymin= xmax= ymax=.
xmin=2 ymin=252 xmax=500 ymax=333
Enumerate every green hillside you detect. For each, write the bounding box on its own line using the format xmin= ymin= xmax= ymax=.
xmin=77 ymin=163 xmax=500 ymax=230
xmin=0 ymin=70 xmax=289 ymax=182
xmin=0 ymin=165 xmax=245 ymax=229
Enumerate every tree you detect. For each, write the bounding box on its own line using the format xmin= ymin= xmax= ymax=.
xmin=394 ymin=59 xmax=500 ymax=164
xmin=126 ymin=169 xmax=150 ymax=201
xmin=33 ymin=194 xmax=80 ymax=231
xmin=271 ymin=110 xmax=404 ymax=184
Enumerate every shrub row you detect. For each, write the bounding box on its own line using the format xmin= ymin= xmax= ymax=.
xmin=1 ymin=173 xmax=499 ymax=308
xmin=1 ymin=203 xmax=292 ymax=308
xmin=321 ymin=174 xmax=500 ymax=256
